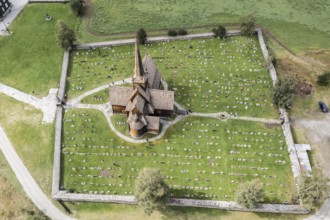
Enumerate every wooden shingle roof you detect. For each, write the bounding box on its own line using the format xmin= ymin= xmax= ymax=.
xmin=143 ymin=55 xmax=162 ymax=89
xmin=109 ymin=86 xmax=133 ymax=106
xmin=146 ymin=116 xmax=160 ymax=131
xmin=149 ymin=89 xmax=174 ymax=111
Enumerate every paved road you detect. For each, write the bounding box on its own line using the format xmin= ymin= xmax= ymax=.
xmin=305 ymin=198 xmax=330 ymax=220
xmin=293 ymin=113 xmax=330 ymax=220
xmin=0 ymin=126 xmax=74 ymax=220
xmin=0 ymin=0 xmax=28 ymax=35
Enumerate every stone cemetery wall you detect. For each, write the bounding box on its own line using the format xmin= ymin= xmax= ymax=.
xmin=52 ymin=31 xmax=308 ymax=214
xmin=52 ymin=50 xmax=69 ymax=196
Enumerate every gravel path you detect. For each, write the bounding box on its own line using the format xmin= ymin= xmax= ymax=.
xmin=0 ymin=126 xmax=74 ymax=220
xmin=0 ymin=82 xmax=57 ymax=123
xmin=69 ymin=78 xmax=132 ymax=105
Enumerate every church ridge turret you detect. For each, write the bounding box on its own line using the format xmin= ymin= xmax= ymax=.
xmin=132 ymin=37 xmax=147 ymax=89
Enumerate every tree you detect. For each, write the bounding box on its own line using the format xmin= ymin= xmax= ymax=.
xmin=70 ymin=0 xmax=84 ymax=17
xmin=56 ymin=21 xmax=76 ymax=50
xmin=168 ymin=29 xmax=178 ymax=37
xmin=212 ymin=25 xmax=226 ymax=39
xmin=137 ymin=28 xmax=147 ymax=45
xmin=235 ymin=179 xmax=264 ymax=209
xmin=240 ymin=15 xmax=256 ymax=36
xmin=272 ymin=74 xmax=297 ymax=109
xmin=135 ymin=168 xmax=169 ymax=215
xmin=299 ymin=171 xmax=329 ymax=210
xmin=317 ymin=71 xmax=330 ymax=86
xmin=178 ymin=29 xmax=188 ymax=36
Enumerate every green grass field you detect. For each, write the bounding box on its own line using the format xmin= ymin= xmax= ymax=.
xmin=61 ymin=109 xmax=294 ymax=204
xmin=0 ymin=151 xmax=46 ymax=219
xmin=91 ymin=0 xmax=330 ymax=34
xmin=68 ymin=36 xmax=279 ymax=118
xmin=89 ymin=0 xmax=330 ymax=52
xmin=0 ymin=94 xmax=55 ymax=195
xmin=0 ymin=4 xmax=77 ymax=96
xmin=66 ymin=202 xmax=308 ymax=220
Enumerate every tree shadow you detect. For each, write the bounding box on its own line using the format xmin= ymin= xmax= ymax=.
xmin=159 ymin=188 xmax=230 ymax=220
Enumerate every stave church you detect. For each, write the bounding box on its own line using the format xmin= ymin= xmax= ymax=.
xmin=109 ymin=40 xmax=174 ymax=138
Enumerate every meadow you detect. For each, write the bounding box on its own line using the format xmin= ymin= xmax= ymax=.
xmin=91 ymin=0 xmax=330 ymax=35
xmin=89 ymin=0 xmax=330 ymax=52
xmin=61 ymin=109 xmax=295 ymax=203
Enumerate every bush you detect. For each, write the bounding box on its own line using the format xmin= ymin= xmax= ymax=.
xmin=240 ymin=15 xmax=256 ymax=36
xmin=178 ymin=29 xmax=188 ymax=36
xmin=212 ymin=25 xmax=226 ymax=39
xmin=168 ymin=29 xmax=178 ymax=37
xmin=56 ymin=21 xmax=76 ymax=50
xmin=299 ymin=170 xmax=329 ymax=210
xmin=69 ymin=0 xmax=84 ymax=17
xmin=137 ymin=28 xmax=147 ymax=45
xmin=272 ymin=74 xmax=297 ymax=109
xmin=235 ymin=179 xmax=264 ymax=208
xmin=135 ymin=168 xmax=169 ymax=215
xmin=317 ymin=72 xmax=330 ymax=86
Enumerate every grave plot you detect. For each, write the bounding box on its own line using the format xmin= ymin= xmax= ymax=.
xmin=144 ymin=36 xmax=278 ymax=118
xmin=61 ymin=109 xmax=295 ymax=203
xmin=66 ymin=45 xmax=134 ymax=99
xmin=111 ymin=114 xmax=129 ymax=135
xmin=80 ymin=88 xmax=109 ymax=104
xmin=68 ymin=36 xmax=277 ymax=118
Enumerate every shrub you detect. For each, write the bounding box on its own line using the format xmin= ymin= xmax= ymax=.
xmin=135 ymin=168 xmax=169 ymax=215
xmin=299 ymin=170 xmax=329 ymax=210
xmin=272 ymin=74 xmax=297 ymax=109
xmin=235 ymin=179 xmax=264 ymax=208
xmin=56 ymin=21 xmax=76 ymax=50
xmin=178 ymin=29 xmax=188 ymax=36
xmin=212 ymin=25 xmax=226 ymax=39
xmin=317 ymin=72 xmax=330 ymax=86
xmin=69 ymin=0 xmax=84 ymax=17
xmin=137 ymin=28 xmax=147 ymax=45
xmin=168 ymin=29 xmax=178 ymax=37
xmin=240 ymin=15 xmax=256 ymax=36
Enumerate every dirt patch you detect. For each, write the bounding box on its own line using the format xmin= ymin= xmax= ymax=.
xmin=297 ymin=81 xmax=313 ymax=96
xmin=264 ymin=123 xmax=281 ymax=129
xmin=304 ymin=50 xmax=330 ymax=69
xmin=100 ymin=169 xmax=111 ymax=177
xmin=277 ymin=56 xmax=316 ymax=81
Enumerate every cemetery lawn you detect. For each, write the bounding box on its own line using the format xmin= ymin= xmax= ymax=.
xmin=0 ymin=3 xmax=77 ymax=96
xmin=81 ymin=88 xmax=109 ymax=104
xmin=111 ymin=114 xmax=129 ymax=135
xmin=61 ymin=109 xmax=295 ymax=204
xmin=68 ymin=36 xmax=279 ymax=118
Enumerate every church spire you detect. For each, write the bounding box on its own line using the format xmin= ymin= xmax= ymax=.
xmin=134 ymin=37 xmax=145 ymax=79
